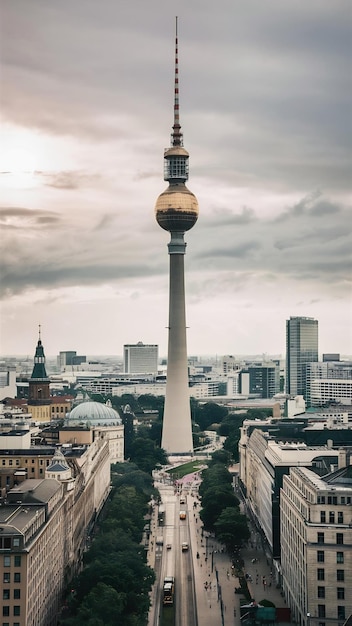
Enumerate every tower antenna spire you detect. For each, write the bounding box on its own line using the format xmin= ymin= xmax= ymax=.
xmin=172 ymin=16 xmax=183 ymax=147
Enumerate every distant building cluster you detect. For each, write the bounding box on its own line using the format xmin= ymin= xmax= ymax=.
xmin=0 ymin=316 xmax=351 ymax=623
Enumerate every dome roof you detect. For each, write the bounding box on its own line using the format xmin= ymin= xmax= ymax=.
xmin=66 ymin=401 xmax=122 ymax=427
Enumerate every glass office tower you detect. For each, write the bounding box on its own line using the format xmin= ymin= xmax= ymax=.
xmin=286 ymin=316 xmax=318 ymax=397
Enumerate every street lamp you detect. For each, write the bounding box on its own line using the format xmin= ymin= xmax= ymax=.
xmin=307 ymin=612 xmax=311 ymax=626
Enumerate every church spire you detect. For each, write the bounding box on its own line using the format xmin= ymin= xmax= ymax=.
xmin=31 ymin=325 xmax=48 ymax=380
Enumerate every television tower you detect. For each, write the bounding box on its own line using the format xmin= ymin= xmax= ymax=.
xmin=155 ymin=17 xmax=199 ymax=455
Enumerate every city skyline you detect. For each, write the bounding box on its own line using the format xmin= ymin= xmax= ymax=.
xmin=1 ymin=0 xmax=351 ymax=357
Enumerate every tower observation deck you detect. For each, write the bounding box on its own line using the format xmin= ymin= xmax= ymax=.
xmin=155 ymin=18 xmax=198 ymax=455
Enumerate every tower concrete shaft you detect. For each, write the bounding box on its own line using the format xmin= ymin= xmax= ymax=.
xmin=161 ymin=233 xmax=193 ymax=454
xmin=155 ymin=19 xmax=198 ymax=455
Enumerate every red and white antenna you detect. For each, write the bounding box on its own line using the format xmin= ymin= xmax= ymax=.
xmin=172 ymin=16 xmax=183 ymax=147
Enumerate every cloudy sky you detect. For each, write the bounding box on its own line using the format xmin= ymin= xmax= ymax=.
xmin=1 ymin=0 xmax=351 ymax=358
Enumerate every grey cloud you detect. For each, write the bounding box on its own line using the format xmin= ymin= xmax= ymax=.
xmin=204 ymin=241 xmax=259 ymax=260
xmin=206 ymin=207 xmax=256 ymax=227
xmin=0 ymin=207 xmax=61 ymax=228
xmin=2 ymin=0 xmax=351 ymax=194
xmin=0 ymin=259 xmax=160 ymax=298
xmin=40 ymin=171 xmax=102 ymax=190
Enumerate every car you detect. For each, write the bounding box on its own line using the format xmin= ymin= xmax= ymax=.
xmin=179 ymin=510 xmax=186 ymax=520
xmin=166 ymin=543 xmax=172 ymax=550
xmin=181 ymin=542 xmax=189 ymax=551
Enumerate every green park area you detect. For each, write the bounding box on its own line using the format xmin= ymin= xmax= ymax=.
xmin=166 ymin=460 xmax=205 ymax=479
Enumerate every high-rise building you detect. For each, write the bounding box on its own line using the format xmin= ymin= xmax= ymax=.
xmin=57 ymin=351 xmax=86 ymax=369
xmin=242 ymin=362 xmax=280 ymax=398
xmin=286 ymin=316 xmax=318 ymax=397
xmin=154 ymin=19 xmax=198 ymax=455
xmin=123 ymin=342 xmax=158 ymax=374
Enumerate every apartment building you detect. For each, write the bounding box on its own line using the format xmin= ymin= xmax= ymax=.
xmin=0 ymin=436 xmax=111 ymax=625
xmin=281 ymin=464 xmax=352 ymax=626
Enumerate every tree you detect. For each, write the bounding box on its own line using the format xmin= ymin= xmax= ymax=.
xmin=192 ymin=401 xmax=229 ymax=431
xmin=209 ymin=449 xmax=232 ymax=467
xmin=199 ymin=464 xmax=233 ymax=499
xmin=130 ymin=437 xmax=167 ymax=474
xmin=214 ymin=507 xmax=250 ymax=552
xmin=111 ymin=467 xmax=155 ymax=499
xmin=200 ymin=487 xmax=239 ymax=531
xmin=74 ymin=583 xmax=124 ymax=625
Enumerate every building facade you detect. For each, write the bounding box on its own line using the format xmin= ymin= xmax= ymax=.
xmin=304 ymin=361 xmax=352 ymax=407
xmin=286 ymin=316 xmax=318 ymax=398
xmin=57 ymin=351 xmax=86 ymax=370
xmin=245 ymin=362 xmax=280 ymax=398
xmin=123 ymin=342 xmax=158 ymax=375
xmin=0 ymin=435 xmax=111 ymax=625
xmin=281 ymin=465 xmax=352 ymax=626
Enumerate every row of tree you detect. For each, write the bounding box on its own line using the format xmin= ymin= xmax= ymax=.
xmin=91 ymin=391 xmax=271 ymax=463
xmin=199 ymin=450 xmax=250 ymax=554
xmin=60 ymin=463 xmax=158 ymax=626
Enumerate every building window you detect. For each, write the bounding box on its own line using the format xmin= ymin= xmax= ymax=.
xmin=337 ymin=552 xmax=344 ymax=564
xmin=321 ymin=511 xmax=326 ymax=523
xmin=337 ymin=512 xmax=343 ymax=523
xmin=337 ymin=588 xmax=345 ymax=600
xmin=13 ymin=590 xmax=20 ymax=599
xmin=329 ymin=511 xmax=335 ymax=523
xmin=317 ymin=586 xmax=325 ymax=598
xmin=317 ymin=551 xmax=325 ymax=562
xmin=13 ymin=538 xmax=20 ymax=547
xmin=3 ymin=573 xmax=10 ymax=583
xmin=16 ymin=460 xmax=20 ymax=466
xmin=336 ymin=533 xmax=343 ymax=545
xmin=337 ymin=607 xmax=345 ymax=620
xmin=3 ymin=556 xmax=10 ymax=567
xmin=2 ymin=607 xmax=9 ymax=617
xmin=2 ymin=590 xmax=10 ymax=600
xmin=13 ymin=607 xmax=20 ymax=616
xmin=318 ymin=605 xmax=326 ymax=618
xmin=14 ymin=556 xmax=21 ymax=567
xmin=13 ymin=573 xmax=20 ymax=583
xmin=317 ymin=532 xmax=324 ymax=543
xmin=337 ymin=570 xmax=344 ymax=581
xmin=9 ymin=460 xmax=12 ymax=466
xmin=317 ymin=569 xmax=325 ymax=581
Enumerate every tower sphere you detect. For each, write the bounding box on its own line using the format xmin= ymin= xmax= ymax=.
xmin=155 ymin=182 xmax=199 ymax=232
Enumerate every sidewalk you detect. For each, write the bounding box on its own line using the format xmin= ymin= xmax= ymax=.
xmin=190 ymin=492 xmax=291 ymax=625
